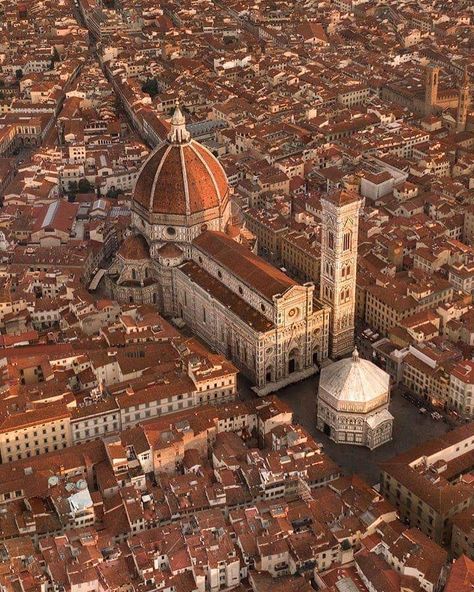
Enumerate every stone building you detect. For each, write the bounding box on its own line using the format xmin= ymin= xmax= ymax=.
xmin=456 ymin=65 xmax=471 ymax=133
xmin=380 ymin=423 xmax=474 ymax=545
xmin=316 ymin=348 xmax=394 ymax=449
xmin=383 ymin=64 xmax=460 ymax=116
xmin=425 ymin=64 xmax=439 ymax=116
xmin=106 ymin=108 xmax=341 ymax=394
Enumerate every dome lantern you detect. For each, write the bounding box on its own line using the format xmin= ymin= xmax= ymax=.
xmin=131 ymin=108 xmax=230 ymax=224
xmin=167 ymin=103 xmax=190 ymax=144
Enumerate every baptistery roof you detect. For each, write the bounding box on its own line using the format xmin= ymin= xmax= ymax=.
xmin=133 ymin=107 xmax=229 ymax=217
xmin=318 ymin=349 xmax=390 ymax=412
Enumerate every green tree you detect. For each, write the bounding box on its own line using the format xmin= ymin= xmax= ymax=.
xmin=341 ymin=539 xmax=351 ymax=551
xmin=106 ymin=188 xmax=124 ymax=199
xmin=78 ymin=178 xmax=93 ymax=193
xmin=68 ymin=180 xmax=78 ymax=193
xmin=142 ymin=77 xmax=158 ymax=97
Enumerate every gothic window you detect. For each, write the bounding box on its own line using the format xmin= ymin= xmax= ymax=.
xmin=328 ymin=231 xmax=334 ymax=250
xmin=131 ymin=269 xmax=136 ymax=280
xmin=343 ymin=232 xmax=352 ymax=251
xmin=339 ymin=288 xmax=351 ymax=303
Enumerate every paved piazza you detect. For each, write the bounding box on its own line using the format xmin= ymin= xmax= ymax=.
xmin=238 ymin=373 xmax=451 ymax=485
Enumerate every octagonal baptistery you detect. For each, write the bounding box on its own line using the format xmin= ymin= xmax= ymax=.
xmin=131 ymin=107 xmax=231 ymax=256
xmin=316 ymin=348 xmax=394 ymax=450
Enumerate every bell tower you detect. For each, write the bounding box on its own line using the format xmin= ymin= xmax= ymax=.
xmin=425 ymin=64 xmax=439 ymax=116
xmin=320 ymin=189 xmax=362 ymax=358
xmin=457 ymin=65 xmax=470 ymax=133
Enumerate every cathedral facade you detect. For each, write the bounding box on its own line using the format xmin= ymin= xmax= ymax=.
xmin=106 ymin=108 xmax=358 ymax=394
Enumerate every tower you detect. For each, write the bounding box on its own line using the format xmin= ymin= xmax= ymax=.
xmin=456 ymin=65 xmax=470 ymax=133
xmin=320 ymin=189 xmax=362 ymax=358
xmin=425 ymin=64 xmax=439 ymax=116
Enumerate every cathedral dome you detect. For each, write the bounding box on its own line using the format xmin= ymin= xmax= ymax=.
xmin=133 ymin=107 xmax=229 ymax=218
xmin=318 ymin=348 xmax=390 ymax=413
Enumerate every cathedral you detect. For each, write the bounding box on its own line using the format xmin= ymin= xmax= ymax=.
xmin=106 ymin=108 xmax=361 ymax=394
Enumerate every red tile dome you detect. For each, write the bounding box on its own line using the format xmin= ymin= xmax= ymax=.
xmin=133 ymin=108 xmax=229 ymax=217
xmin=118 ymin=234 xmax=150 ymax=260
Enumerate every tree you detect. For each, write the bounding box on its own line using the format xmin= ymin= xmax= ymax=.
xmin=106 ymin=188 xmax=124 ymax=199
xmin=68 ymin=180 xmax=78 ymax=193
xmin=78 ymin=178 xmax=93 ymax=193
xmin=341 ymin=539 xmax=351 ymax=551
xmin=142 ymin=77 xmax=158 ymax=97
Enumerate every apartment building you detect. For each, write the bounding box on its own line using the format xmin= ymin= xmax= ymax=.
xmin=365 ymin=272 xmax=453 ymax=336
xmin=380 ymin=423 xmax=474 ymax=545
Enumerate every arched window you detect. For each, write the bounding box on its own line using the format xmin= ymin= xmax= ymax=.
xmin=131 ymin=269 xmax=136 ymax=280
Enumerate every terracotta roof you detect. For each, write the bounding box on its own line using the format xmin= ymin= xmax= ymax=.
xmin=118 ymin=234 xmax=150 ymax=260
xmin=445 ymin=556 xmax=474 ymax=592
xmin=133 ymin=140 xmax=229 ymax=217
xmin=178 ymin=260 xmax=274 ymax=332
xmin=193 ymin=231 xmax=297 ymax=300
xmin=158 ymin=242 xmax=183 ymax=258
xmin=323 ymin=189 xmax=361 ymax=207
